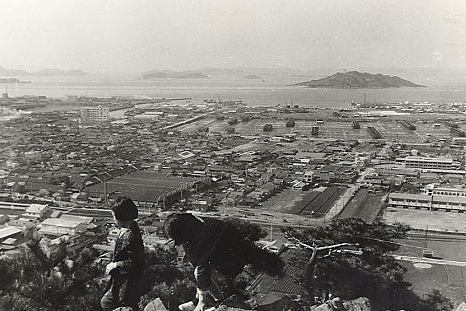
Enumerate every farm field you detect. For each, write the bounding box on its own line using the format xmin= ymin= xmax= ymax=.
xmin=338 ymin=189 xmax=384 ymax=223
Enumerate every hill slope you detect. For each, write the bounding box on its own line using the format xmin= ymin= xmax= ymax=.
xmin=295 ymin=71 xmax=424 ymax=88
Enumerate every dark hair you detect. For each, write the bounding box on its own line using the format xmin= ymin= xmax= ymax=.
xmin=163 ymin=213 xmax=200 ymax=245
xmin=111 ymin=197 xmax=138 ymax=221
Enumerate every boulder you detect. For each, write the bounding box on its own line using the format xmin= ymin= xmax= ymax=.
xmin=143 ymin=298 xmax=168 ymax=311
xmin=311 ymin=297 xmax=372 ymax=311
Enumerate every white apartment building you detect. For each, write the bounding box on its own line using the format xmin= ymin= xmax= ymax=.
xmin=80 ymin=105 xmax=109 ymax=123
xmin=395 ymin=156 xmax=461 ymax=170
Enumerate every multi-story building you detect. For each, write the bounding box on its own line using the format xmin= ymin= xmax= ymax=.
xmin=80 ymin=105 xmax=109 ymax=123
xmin=388 ymin=192 xmax=466 ymax=211
xmin=423 ymin=184 xmax=466 ymax=197
xmin=395 ymin=156 xmax=461 ymax=170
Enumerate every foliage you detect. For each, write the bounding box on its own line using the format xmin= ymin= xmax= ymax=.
xmin=0 ymin=237 xmax=198 ymax=311
xmin=424 ymin=289 xmax=454 ymax=311
xmin=223 ymin=216 xmax=267 ymax=242
xmin=0 ymin=238 xmax=106 ymax=311
xmin=284 ymin=218 xmax=452 ymax=311
xmin=140 ymin=247 xmax=195 ymax=311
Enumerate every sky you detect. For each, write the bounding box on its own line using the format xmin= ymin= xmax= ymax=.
xmin=1 ymin=0 xmax=465 ymax=73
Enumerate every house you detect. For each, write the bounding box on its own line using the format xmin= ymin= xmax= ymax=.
xmin=0 ymin=226 xmax=23 ymax=251
xmin=39 ymin=215 xmax=93 ymax=236
xmin=248 ymin=249 xmax=306 ymax=309
xmin=0 ymin=226 xmax=23 ymax=243
xmin=24 ymin=204 xmax=52 ymax=220
xmin=291 ymin=180 xmax=306 ymax=190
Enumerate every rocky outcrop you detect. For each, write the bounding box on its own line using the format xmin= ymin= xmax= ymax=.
xmin=141 ymin=296 xmax=372 ymax=311
xmin=143 ymin=298 xmax=168 ymax=311
xmin=311 ymin=297 xmax=372 ymax=311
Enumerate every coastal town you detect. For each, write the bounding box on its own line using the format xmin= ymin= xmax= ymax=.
xmin=2 ymin=0 xmax=466 ymax=309
xmin=2 ymin=91 xmax=466 ymax=307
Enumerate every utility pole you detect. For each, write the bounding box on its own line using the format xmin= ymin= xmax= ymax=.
xmin=270 ymin=223 xmax=273 ymax=241
xmin=104 ymin=181 xmax=107 ymax=204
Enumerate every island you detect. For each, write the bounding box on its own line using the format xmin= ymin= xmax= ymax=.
xmin=0 ymin=78 xmax=31 ymax=83
xmin=0 ymin=66 xmax=88 ymax=76
xmin=32 ymin=69 xmax=88 ymax=76
xmin=294 ymin=71 xmax=425 ymax=88
xmin=141 ymin=71 xmax=209 ymax=79
xmin=243 ymin=74 xmax=262 ymax=79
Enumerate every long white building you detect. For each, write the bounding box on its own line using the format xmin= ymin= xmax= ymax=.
xmin=388 ymin=192 xmax=466 ymax=211
xmin=395 ymin=156 xmax=461 ymax=170
xmin=423 ymin=184 xmax=466 ymax=197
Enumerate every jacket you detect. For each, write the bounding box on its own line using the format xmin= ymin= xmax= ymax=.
xmin=106 ymin=221 xmax=145 ymax=306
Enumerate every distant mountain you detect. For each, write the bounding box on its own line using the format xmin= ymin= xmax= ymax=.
xmin=0 ymin=66 xmax=29 ymax=76
xmin=141 ymin=70 xmax=209 ymax=79
xmin=243 ymin=74 xmax=262 ymax=79
xmin=31 ymin=68 xmax=88 ymax=76
xmin=0 ymin=66 xmax=88 ymax=76
xmin=0 ymin=78 xmax=31 ymax=83
xmin=295 ymin=71 xmax=425 ymax=88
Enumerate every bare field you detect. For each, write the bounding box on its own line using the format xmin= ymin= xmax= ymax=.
xmin=383 ymin=207 xmax=466 ymax=234
xmin=396 ymin=236 xmax=466 ymax=307
xmin=402 ymin=262 xmax=466 ymax=307
xmin=190 ymin=117 xmax=452 ymax=143
xmin=85 ymin=171 xmax=198 ymax=202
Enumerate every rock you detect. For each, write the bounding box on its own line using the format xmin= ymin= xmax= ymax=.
xmin=456 ymin=302 xmax=466 ymax=311
xmin=311 ymin=297 xmax=372 ymax=311
xmin=143 ymin=298 xmax=168 ymax=311
xmin=216 ymin=307 xmax=252 ymax=311
xmin=343 ymin=297 xmax=372 ymax=311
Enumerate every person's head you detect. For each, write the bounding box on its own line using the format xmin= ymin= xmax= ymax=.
xmin=163 ymin=213 xmax=199 ymax=245
xmin=111 ymin=197 xmax=138 ymax=228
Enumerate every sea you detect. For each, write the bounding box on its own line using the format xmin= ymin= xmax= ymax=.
xmin=2 ymin=75 xmax=466 ymax=109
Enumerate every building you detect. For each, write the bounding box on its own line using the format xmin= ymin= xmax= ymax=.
xmin=248 ymin=248 xmax=306 ymax=309
xmin=303 ymin=170 xmax=314 ymax=183
xmin=396 ymin=156 xmax=461 ymax=170
xmin=23 ymin=203 xmax=51 ymax=220
xmin=80 ymin=105 xmax=109 ymax=123
xmin=0 ymin=226 xmax=24 ymax=252
xmin=0 ymin=201 xmax=29 ymax=217
xmin=0 ymin=226 xmax=23 ymax=244
xmin=388 ymin=192 xmax=466 ymax=211
xmin=424 ymin=184 xmax=466 ymax=197
xmin=39 ymin=215 xmax=93 ymax=236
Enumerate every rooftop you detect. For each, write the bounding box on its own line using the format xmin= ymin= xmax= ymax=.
xmin=0 ymin=226 xmax=22 ymax=239
xmin=41 ymin=216 xmax=93 ymax=228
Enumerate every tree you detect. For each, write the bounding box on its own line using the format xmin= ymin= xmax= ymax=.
xmin=424 ymin=289 xmax=454 ymax=311
xmin=223 ymin=217 xmax=267 ymax=242
xmin=284 ymin=218 xmax=451 ymax=311
xmin=140 ymin=248 xmax=196 ymax=311
xmin=0 ymin=238 xmax=106 ymax=311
